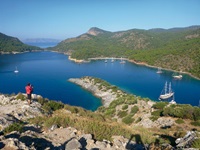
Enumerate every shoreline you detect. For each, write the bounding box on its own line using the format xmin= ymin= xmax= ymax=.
xmin=68 ymin=55 xmax=200 ymax=81
xmin=1 ymin=50 xmax=199 ymax=80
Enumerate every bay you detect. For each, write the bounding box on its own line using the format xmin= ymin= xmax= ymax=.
xmin=0 ymin=51 xmax=200 ymax=111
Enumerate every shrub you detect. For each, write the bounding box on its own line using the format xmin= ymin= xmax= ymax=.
xmin=97 ymin=106 xmax=106 ymax=113
xmin=151 ymin=110 xmax=162 ymax=117
xmin=37 ymin=97 xmax=48 ymax=105
xmin=43 ymin=100 xmax=64 ymax=112
xmin=125 ymin=95 xmax=137 ymax=104
xmin=193 ymin=107 xmax=200 ymax=121
xmin=109 ymin=98 xmax=125 ymax=108
xmin=152 ymin=102 xmax=167 ymax=110
xmin=173 ymin=131 xmax=187 ymax=138
xmin=191 ymin=120 xmax=200 ymax=126
xmin=122 ymin=115 xmax=134 ymax=125
xmin=130 ymin=106 xmax=139 ymax=114
xmin=150 ymin=116 xmax=159 ymax=121
xmin=175 ymin=118 xmax=184 ymax=124
xmin=44 ymin=116 xmax=71 ymax=128
xmin=117 ymin=110 xmax=128 ymax=118
xmin=135 ymin=117 xmax=142 ymax=123
xmin=163 ymin=104 xmax=197 ymax=120
xmin=16 ymin=93 xmax=26 ymax=101
xmin=192 ymin=138 xmax=200 ymax=148
xmin=122 ymin=104 xmax=128 ymax=110
xmin=3 ymin=122 xmax=24 ymax=134
xmin=104 ymin=108 xmax=116 ymax=116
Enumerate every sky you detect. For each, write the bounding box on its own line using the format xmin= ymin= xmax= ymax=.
xmin=0 ymin=0 xmax=200 ymax=40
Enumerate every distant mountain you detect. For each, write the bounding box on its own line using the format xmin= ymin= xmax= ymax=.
xmin=86 ymin=27 xmax=111 ymax=36
xmin=52 ymin=26 xmax=200 ymax=78
xmin=22 ymin=38 xmax=61 ymax=43
xmin=0 ymin=33 xmax=41 ymax=53
xmin=22 ymin=38 xmax=62 ymax=48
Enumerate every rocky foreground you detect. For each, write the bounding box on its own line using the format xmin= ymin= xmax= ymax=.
xmin=0 ymin=85 xmax=200 ymax=149
xmin=0 ymin=94 xmax=147 ymax=150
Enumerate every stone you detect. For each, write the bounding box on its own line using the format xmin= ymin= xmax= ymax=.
xmin=65 ymin=138 xmax=82 ymax=150
xmin=176 ymin=131 xmax=197 ymax=148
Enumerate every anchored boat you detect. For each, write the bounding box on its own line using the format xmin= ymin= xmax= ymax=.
xmin=159 ymin=82 xmax=174 ymax=100
xmin=156 ymin=67 xmax=162 ymax=74
xmin=14 ymin=67 xmax=19 ymax=73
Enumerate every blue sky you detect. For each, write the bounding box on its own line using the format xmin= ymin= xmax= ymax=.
xmin=0 ymin=0 xmax=200 ymax=40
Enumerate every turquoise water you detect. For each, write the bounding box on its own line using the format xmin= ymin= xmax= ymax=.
xmin=0 ymin=51 xmax=200 ymax=110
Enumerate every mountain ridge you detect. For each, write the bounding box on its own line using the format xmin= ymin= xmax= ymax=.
xmin=52 ymin=25 xmax=200 ymax=78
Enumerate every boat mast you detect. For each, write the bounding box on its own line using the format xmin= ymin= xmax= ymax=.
xmin=164 ymin=82 xmax=167 ymax=94
xmin=169 ymin=82 xmax=172 ymax=93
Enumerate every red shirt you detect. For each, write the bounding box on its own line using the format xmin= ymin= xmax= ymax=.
xmin=25 ymin=85 xmax=32 ymax=94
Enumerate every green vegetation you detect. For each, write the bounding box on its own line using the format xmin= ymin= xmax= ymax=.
xmin=122 ymin=104 xmax=128 ymax=110
xmin=192 ymin=134 xmax=200 ymax=148
xmin=152 ymin=102 xmax=168 ymax=110
xmin=0 ymin=32 xmax=41 ymax=52
xmin=175 ymin=118 xmax=184 ymax=124
xmin=151 ymin=103 xmax=200 ymax=126
xmin=52 ymin=26 xmax=200 ymax=78
xmin=16 ymin=93 xmax=26 ymax=101
xmin=130 ymin=105 xmax=139 ymax=114
xmin=3 ymin=122 xmax=24 ymax=135
xmin=122 ymin=115 xmax=134 ymax=125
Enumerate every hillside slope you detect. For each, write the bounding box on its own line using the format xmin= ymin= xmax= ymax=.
xmin=52 ymin=26 xmax=200 ymax=78
xmin=0 ymin=32 xmax=41 ymax=53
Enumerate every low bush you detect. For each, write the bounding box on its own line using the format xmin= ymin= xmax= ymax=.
xmin=117 ymin=110 xmax=128 ymax=118
xmin=150 ymin=116 xmax=159 ymax=121
xmin=16 ymin=93 xmax=26 ymax=101
xmin=163 ymin=104 xmax=199 ymax=120
xmin=109 ymin=98 xmax=125 ymax=109
xmin=3 ymin=122 xmax=24 ymax=135
xmin=151 ymin=110 xmax=162 ymax=117
xmin=37 ymin=97 xmax=48 ymax=105
xmin=130 ymin=106 xmax=139 ymax=114
xmin=104 ymin=108 xmax=116 ymax=116
xmin=192 ymin=137 xmax=200 ymax=148
xmin=191 ymin=120 xmax=200 ymax=126
xmin=135 ymin=117 xmax=142 ymax=123
xmin=122 ymin=115 xmax=134 ymax=125
xmin=43 ymin=100 xmax=64 ymax=112
xmin=152 ymin=102 xmax=167 ymax=110
xmin=125 ymin=95 xmax=137 ymax=104
xmin=175 ymin=118 xmax=184 ymax=124
xmin=122 ymin=104 xmax=128 ymax=110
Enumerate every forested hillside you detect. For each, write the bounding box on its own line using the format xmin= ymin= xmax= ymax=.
xmin=53 ymin=26 xmax=200 ymax=78
xmin=0 ymin=32 xmax=41 ymax=53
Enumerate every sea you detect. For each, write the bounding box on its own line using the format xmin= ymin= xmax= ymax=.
xmin=0 ymin=46 xmax=200 ymax=111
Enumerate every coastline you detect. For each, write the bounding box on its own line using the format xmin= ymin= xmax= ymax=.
xmin=68 ymin=77 xmax=119 ymax=107
xmin=68 ymin=55 xmax=200 ymax=81
xmin=1 ymin=50 xmax=199 ymax=80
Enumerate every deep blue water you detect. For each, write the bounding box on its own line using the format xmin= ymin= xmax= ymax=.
xmin=0 ymin=51 xmax=200 ymax=111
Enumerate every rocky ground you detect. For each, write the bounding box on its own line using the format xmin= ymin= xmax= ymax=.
xmin=0 ymin=92 xmax=199 ymax=149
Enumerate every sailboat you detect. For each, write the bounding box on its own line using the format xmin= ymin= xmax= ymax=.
xmin=14 ymin=67 xmax=19 ymax=73
xmin=172 ymin=72 xmax=182 ymax=79
xmin=159 ymin=82 xmax=174 ymax=100
xmin=120 ymin=57 xmax=126 ymax=64
xmin=156 ymin=67 xmax=162 ymax=74
xmin=111 ymin=57 xmax=114 ymax=63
